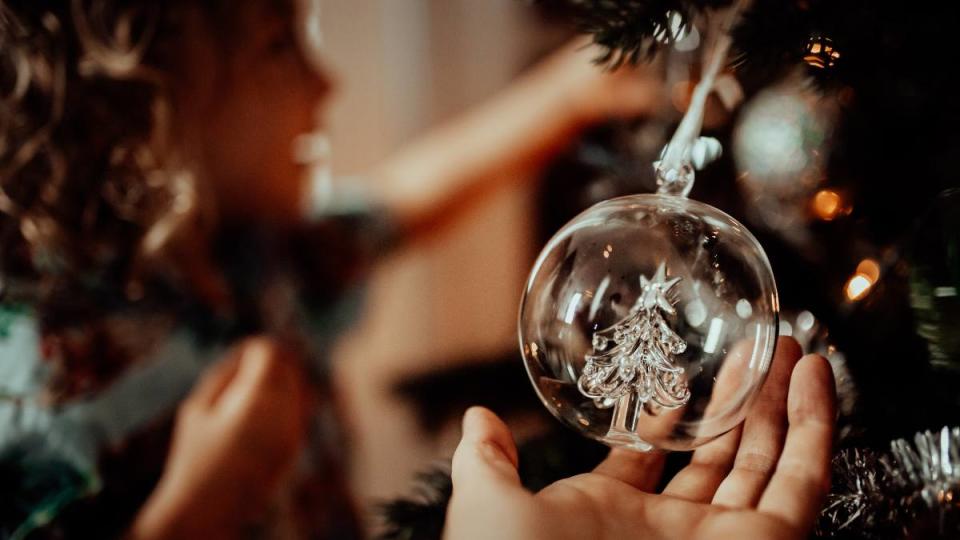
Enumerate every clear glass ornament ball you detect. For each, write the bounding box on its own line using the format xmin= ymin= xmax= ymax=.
xmin=519 ymin=194 xmax=779 ymax=452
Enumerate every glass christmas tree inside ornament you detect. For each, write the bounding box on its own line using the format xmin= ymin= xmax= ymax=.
xmin=519 ymin=186 xmax=779 ymax=451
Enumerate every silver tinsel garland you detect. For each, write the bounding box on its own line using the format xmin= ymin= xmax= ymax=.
xmin=883 ymin=426 xmax=960 ymax=537
xmin=817 ymin=448 xmax=902 ymax=538
xmin=817 ymin=427 xmax=960 ymax=539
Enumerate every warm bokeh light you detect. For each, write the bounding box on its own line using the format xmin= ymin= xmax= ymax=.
xmin=804 ymin=36 xmax=841 ymax=69
xmin=843 ymin=259 xmax=880 ymax=302
xmin=845 ymin=274 xmax=873 ymax=301
xmin=812 ymin=189 xmax=844 ymax=220
xmin=856 ymin=258 xmax=881 ymax=282
xmin=845 ymin=258 xmax=880 ymax=301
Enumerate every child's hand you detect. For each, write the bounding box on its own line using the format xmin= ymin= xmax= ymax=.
xmin=130 ymin=338 xmax=311 ymax=539
xmin=545 ymin=39 xmax=662 ymax=128
xmin=375 ymin=39 xmax=661 ymax=238
xmin=444 ymin=338 xmax=836 ymax=540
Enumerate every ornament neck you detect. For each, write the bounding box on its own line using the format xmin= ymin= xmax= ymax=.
xmin=655 ymin=0 xmax=748 ymax=198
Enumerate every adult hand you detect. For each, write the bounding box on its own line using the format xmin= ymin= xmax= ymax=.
xmin=130 ymin=338 xmax=311 ymax=539
xmin=445 ymin=338 xmax=836 ymax=540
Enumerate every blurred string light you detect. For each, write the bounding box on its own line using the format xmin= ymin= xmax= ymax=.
xmin=804 ymin=35 xmax=841 ymax=69
xmin=845 ymin=259 xmax=880 ymax=301
xmin=811 ymin=189 xmax=850 ymax=221
xmin=845 ymin=274 xmax=874 ymax=302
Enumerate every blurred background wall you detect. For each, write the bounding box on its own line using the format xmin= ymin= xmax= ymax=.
xmin=318 ymin=0 xmax=563 ymax=508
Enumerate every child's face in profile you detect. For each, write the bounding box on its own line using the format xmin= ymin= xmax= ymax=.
xmin=182 ymin=0 xmax=331 ymax=225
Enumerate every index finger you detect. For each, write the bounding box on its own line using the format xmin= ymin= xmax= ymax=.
xmin=218 ymin=338 xmax=304 ymax=412
xmin=185 ymin=352 xmax=242 ymax=410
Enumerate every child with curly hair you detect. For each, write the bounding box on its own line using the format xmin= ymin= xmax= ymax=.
xmin=0 ymin=0 xmax=658 ymax=537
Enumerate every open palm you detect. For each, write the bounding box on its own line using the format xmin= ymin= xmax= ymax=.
xmin=445 ymin=338 xmax=836 ymax=540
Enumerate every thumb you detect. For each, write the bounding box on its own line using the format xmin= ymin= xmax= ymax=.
xmin=450 ymin=406 xmax=525 ymax=498
xmin=447 ymin=408 xmax=529 ymax=540
xmin=452 ymin=407 xmax=520 ymax=485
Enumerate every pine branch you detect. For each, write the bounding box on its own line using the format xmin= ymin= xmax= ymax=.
xmin=535 ymin=0 xmax=730 ymax=67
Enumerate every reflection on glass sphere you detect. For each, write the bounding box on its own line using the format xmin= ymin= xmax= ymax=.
xmin=519 ymin=194 xmax=779 ymax=451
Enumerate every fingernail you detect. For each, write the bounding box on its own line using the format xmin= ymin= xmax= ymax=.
xmin=462 ymin=408 xmax=513 ymax=470
xmin=462 ymin=406 xmax=486 ymax=437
